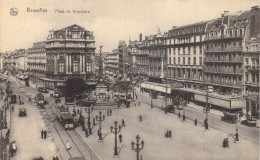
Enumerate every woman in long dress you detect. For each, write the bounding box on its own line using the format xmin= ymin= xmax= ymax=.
xmin=66 ymin=140 xmax=71 ymax=150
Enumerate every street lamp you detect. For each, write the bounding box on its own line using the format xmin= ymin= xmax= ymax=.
xmin=96 ymin=111 xmax=105 ymax=141
xmin=111 ymin=121 xmax=121 ymax=157
xmin=131 ymin=135 xmax=145 ymax=160
xmin=205 ymin=85 xmax=209 ymax=130
xmin=86 ymin=106 xmax=94 ymax=135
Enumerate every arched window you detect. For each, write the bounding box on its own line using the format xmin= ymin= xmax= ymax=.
xmin=59 ymin=62 xmax=64 ymax=72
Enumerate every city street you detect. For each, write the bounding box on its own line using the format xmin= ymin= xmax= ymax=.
xmin=135 ymin=87 xmax=259 ymax=145
xmin=4 ymin=78 xmax=57 ymax=160
xmin=75 ymin=99 xmax=258 ymax=160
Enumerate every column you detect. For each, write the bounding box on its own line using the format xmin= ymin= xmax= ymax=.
xmin=66 ymin=54 xmax=69 ymax=73
xmin=80 ymin=54 xmax=82 ymax=73
xmin=69 ymin=54 xmax=72 ymax=73
xmin=54 ymin=55 xmax=57 ymax=74
xmin=83 ymin=54 xmax=86 ymax=73
xmin=161 ymin=58 xmax=164 ymax=78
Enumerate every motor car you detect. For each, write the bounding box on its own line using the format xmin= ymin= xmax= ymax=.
xmin=37 ymin=87 xmax=49 ymax=93
xmin=164 ymin=105 xmax=175 ymax=113
xmin=19 ymin=108 xmax=27 ymax=117
xmin=41 ymin=87 xmax=49 ymax=93
xmin=53 ymin=91 xmax=60 ymax=98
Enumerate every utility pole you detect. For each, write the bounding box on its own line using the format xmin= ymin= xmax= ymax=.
xmin=165 ymin=78 xmax=167 ymax=109
xmin=86 ymin=106 xmax=94 ymax=135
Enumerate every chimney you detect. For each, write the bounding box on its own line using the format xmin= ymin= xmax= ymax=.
xmin=172 ymin=26 xmax=177 ymax=29
xmin=139 ymin=33 xmax=142 ymax=42
xmin=224 ymin=11 xmax=229 ymax=16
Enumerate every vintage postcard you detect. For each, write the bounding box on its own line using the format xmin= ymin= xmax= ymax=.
xmin=0 ymin=0 xmax=259 ymax=160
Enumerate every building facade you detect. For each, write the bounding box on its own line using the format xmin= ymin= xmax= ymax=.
xmin=27 ymin=41 xmax=46 ymax=83
xmin=166 ymin=22 xmax=208 ymax=90
xmin=147 ymin=30 xmax=168 ymax=83
xmin=135 ymin=36 xmax=149 ymax=79
xmin=243 ymin=6 xmax=260 ymax=118
xmin=105 ymin=49 xmax=120 ymax=78
xmin=44 ymin=24 xmax=95 ymax=89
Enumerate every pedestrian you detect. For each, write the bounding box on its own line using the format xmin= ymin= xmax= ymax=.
xmin=119 ymin=133 xmax=122 ymax=143
xmin=107 ymin=110 xmax=109 ymax=116
xmin=169 ymin=130 xmax=172 ymax=138
xmin=178 ymin=112 xmax=180 ymax=118
xmin=195 ymin=119 xmax=197 ymax=126
xmin=41 ymin=129 xmax=44 ymax=139
xmin=122 ymin=119 xmax=125 ymax=127
xmin=183 ymin=114 xmax=186 ymax=121
xmin=66 ymin=140 xmax=72 ymax=150
xmin=85 ymin=129 xmax=89 ymax=137
xmin=140 ymin=155 xmax=143 ymax=160
xmin=164 ymin=131 xmax=167 ymax=138
xmin=139 ymin=115 xmax=142 ymax=122
xmin=44 ymin=130 xmax=47 ymax=139
xmin=12 ymin=106 xmax=14 ymax=112
xmin=110 ymin=109 xmax=112 ymax=116
xmin=110 ymin=126 xmax=113 ymax=133
xmin=118 ymin=125 xmax=121 ymax=131
xmin=235 ymin=128 xmax=239 ymax=141
xmin=138 ymin=101 xmax=140 ymax=106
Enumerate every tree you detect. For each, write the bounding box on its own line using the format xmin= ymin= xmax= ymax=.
xmin=62 ymin=77 xmax=87 ymax=102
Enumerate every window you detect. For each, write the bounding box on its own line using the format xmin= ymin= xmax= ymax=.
xmin=193 ymin=57 xmax=196 ymax=65
xmin=86 ymin=62 xmax=92 ymax=72
xmin=178 ymin=48 xmax=180 ymax=55
xmin=188 ymin=57 xmax=190 ymax=64
xmin=169 ymin=57 xmax=171 ymax=64
xmin=183 ymin=57 xmax=185 ymax=64
xmin=174 ymin=57 xmax=176 ymax=64
xmin=199 ymin=46 xmax=202 ymax=54
xmin=193 ymin=46 xmax=196 ymax=54
xmin=194 ymin=36 xmax=196 ymax=42
xmin=188 ymin=47 xmax=190 ymax=54
xmin=178 ymin=57 xmax=180 ymax=63
xmin=199 ymin=57 xmax=202 ymax=65
xmin=59 ymin=62 xmax=64 ymax=72
xmin=73 ymin=61 xmax=78 ymax=72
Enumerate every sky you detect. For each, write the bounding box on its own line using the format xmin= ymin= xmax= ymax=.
xmin=0 ymin=0 xmax=259 ymax=52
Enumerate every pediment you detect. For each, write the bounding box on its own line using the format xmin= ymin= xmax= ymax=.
xmin=65 ymin=24 xmax=85 ymax=31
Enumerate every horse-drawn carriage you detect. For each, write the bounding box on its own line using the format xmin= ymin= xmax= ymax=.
xmin=221 ymin=112 xmax=239 ymax=123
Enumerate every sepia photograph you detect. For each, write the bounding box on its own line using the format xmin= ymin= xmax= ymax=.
xmin=0 ymin=0 xmax=259 ymax=160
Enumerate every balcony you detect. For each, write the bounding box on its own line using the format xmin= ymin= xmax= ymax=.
xmin=205 ymin=46 xmax=242 ymax=52
xmin=47 ymin=37 xmax=95 ymax=42
xmin=46 ymin=42 xmax=95 ymax=49
xmin=205 ymin=35 xmax=243 ymax=41
xmin=245 ymin=65 xmax=260 ymax=71
xmin=204 ymin=58 xmax=243 ymax=63
xmin=244 ymin=81 xmax=259 ymax=87
xmin=204 ymin=68 xmax=243 ymax=75
xmin=205 ymin=80 xmax=243 ymax=88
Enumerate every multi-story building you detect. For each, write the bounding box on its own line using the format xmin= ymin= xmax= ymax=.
xmin=166 ymin=21 xmax=209 ymax=91
xmin=243 ymin=6 xmax=260 ymax=118
xmin=105 ymin=49 xmax=120 ymax=78
xmin=135 ymin=35 xmax=149 ymax=79
xmin=147 ymin=30 xmax=168 ymax=83
xmin=27 ymin=41 xmax=46 ymax=83
xmin=43 ymin=24 xmax=95 ymax=89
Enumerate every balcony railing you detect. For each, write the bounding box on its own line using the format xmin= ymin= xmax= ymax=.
xmin=245 ymin=65 xmax=260 ymax=71
xmin=204 ymin=68 xmax=243 ymax=75
xmin=205 ymin=35 xmax=243 ymax=41
xmin=204 ymin=58 xmax=243 ymax=63
xmin=205 ymin=80 xmax=243 ymax=88
xmin=205 ymin=46 xmax=242 ymax=52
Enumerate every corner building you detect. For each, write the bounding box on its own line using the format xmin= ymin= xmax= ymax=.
xmin=44 ymin=24 xmax=95 ymax=89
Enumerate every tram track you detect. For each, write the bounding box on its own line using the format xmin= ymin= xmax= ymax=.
xmin=47 ymin=101 xmax=100 ymax=160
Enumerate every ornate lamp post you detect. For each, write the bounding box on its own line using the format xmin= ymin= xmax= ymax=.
xmin=96 ymin=111 xmax=105 ymax=141
xmin=111 ymin=121 xmax=121 ymax=157
xmin=131 ymin=135 xmax=145 ymax=160
xmin=86 ymin=106 xmax=94 ymax=134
